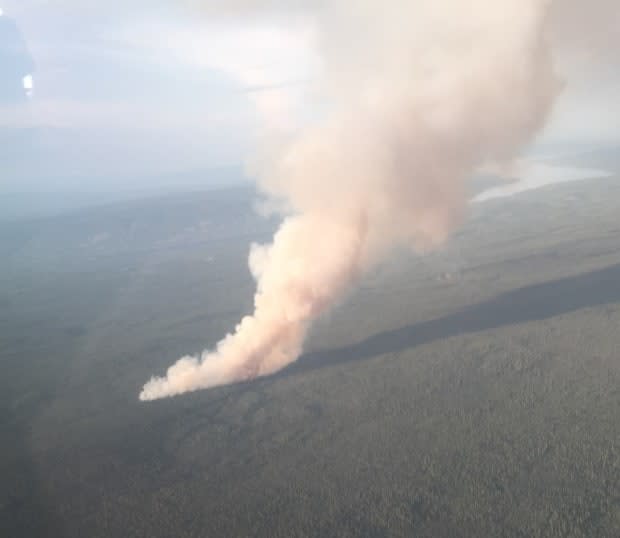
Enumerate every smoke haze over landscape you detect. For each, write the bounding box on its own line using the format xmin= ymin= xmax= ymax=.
xmin=140 ymin=0 xmax=582 ymax=400
xmin=4 ymin=4 xmax=620 ymax=537
xmin=3 ymin=0 xmax=617 ymax=400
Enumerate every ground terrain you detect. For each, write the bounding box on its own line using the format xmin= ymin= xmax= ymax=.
xmin=1 ymin=157 xmax=620 ymax=537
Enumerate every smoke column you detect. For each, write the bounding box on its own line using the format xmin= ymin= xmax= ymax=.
xmin=140 ymin=0 xmax=562 ymax=400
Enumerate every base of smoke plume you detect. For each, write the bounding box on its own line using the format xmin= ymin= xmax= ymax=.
xmin=138 ymin=164 xmax=612 ymax=402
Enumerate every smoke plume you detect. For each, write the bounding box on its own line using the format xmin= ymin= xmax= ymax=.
xmin=141 ymin=0 xmax=564 ymax=400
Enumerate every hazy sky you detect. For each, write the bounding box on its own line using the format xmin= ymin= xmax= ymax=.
xmin=1 ymin=1 xmax=618 ymax=194
xmin=1 ymin=1 xmax=316 ymax=192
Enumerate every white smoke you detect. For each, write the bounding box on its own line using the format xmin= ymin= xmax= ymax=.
xmin=139 ymin=0 xmax=600 ymax=400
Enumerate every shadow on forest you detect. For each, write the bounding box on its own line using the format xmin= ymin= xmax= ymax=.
xmin=288 ymin=261 xmax=620 ymax=376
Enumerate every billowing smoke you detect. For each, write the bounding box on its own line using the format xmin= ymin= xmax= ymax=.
xmin=140 ymin=0 xmax=568 ymax=400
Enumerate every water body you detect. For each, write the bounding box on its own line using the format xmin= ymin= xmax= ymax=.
xmin=472 ymin=162 xmax=612 ymax=203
